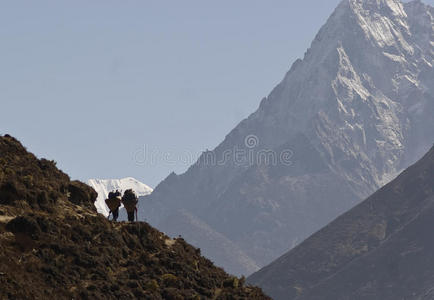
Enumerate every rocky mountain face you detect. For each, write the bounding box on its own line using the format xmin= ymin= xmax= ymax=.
xmin=87 ymin=177 xmax=153 ymax=216
xmin=142 ymin=0 xmax=434 ymax=276
xmin=248 ymin=144 xmax=434 ymax=300
xmin=0 ymin=135 xmax=270 ymax=299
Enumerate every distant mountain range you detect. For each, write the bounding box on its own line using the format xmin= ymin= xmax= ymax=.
xmin=248 ymin=144 xmax=434 ymax=300
xmin=141 ymin=0 xmax=434 ymax=276
xmin=87 ymin=177 xmax=152 ymax=216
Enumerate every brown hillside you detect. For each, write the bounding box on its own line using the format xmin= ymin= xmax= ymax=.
xmin=0 ymin=135 xmax=270 ymax=299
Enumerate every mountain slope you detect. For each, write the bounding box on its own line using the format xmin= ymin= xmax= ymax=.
xmin=87 ymin=177 xmax=152 ymax=216
xmin=158 ymin=209 xmax=260 ymax=276
xmin=0 ymin=135 xmax=270 ymax=299
xmin=248 ymin=144 xmax=434 ymax=300
xmin=142 ymin=0 xmax=434 ymax=275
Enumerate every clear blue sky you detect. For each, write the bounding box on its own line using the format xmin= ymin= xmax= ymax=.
xmin=1 ymin=0 xmax=431 ymax=187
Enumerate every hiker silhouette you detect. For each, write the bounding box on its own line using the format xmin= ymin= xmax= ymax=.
xmin=105 ymin=190 xmax=122 ymax=221
xmin=122 ymin=189 xmax=138 ymax=222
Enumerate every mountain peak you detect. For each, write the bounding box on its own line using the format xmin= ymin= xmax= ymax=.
xmin=349 ymin=0 xmax=405 ymax=12
xmin=333 ymin=0 xmax=407 ymax=18
xmin=143 ymin=0 xmax=433 ymax=278
xmin=328 ymin=0 xmax=412 ymax=52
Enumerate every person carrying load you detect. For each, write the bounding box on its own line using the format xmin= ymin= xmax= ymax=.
xmin=105 ymin=189 xmax=122 ymax=221
xmin=122 ymin=189 xmax=138 ymax=222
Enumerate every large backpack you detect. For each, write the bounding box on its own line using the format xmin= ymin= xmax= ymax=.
xmin=122 ymin=189 xmax=138 ymax=213
xmin=105 ymin=192 xmax=121 ymax=212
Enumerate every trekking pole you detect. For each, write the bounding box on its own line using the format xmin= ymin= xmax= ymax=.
xmin=107 ymin=211 xmax=112 ymax=220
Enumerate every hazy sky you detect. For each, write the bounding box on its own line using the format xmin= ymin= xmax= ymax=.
xmin=1 ymin=0 xmax=432 ymax=187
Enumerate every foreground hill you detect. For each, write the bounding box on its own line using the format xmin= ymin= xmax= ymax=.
xmin=142 ymin=0 xmax=434 ymax=275
xmin=0 ymin=135 xmax=269 ymax=299
xmin=248 ymin=144 xmax=434 ymax=300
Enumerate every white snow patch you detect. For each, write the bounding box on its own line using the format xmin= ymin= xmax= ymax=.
xmin=87 ymin=177 xmax=153 ymax=216
xmin=350 ymin=0 xmax=413 ymax=53
xmin=383 ymin=52 xmax=406 ymax=63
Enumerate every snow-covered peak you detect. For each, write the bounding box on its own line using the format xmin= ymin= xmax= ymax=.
xmin=143 ymin=0 xmax=433 ymax=275
xmin=349 ymin=0 xmax=407 ymax=15
xmin=87 ymin=177 xmax=153 ymax=216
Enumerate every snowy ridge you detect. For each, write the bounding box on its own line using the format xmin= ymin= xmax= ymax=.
xmin=87 ymin=177 xmax=153 ymax=216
